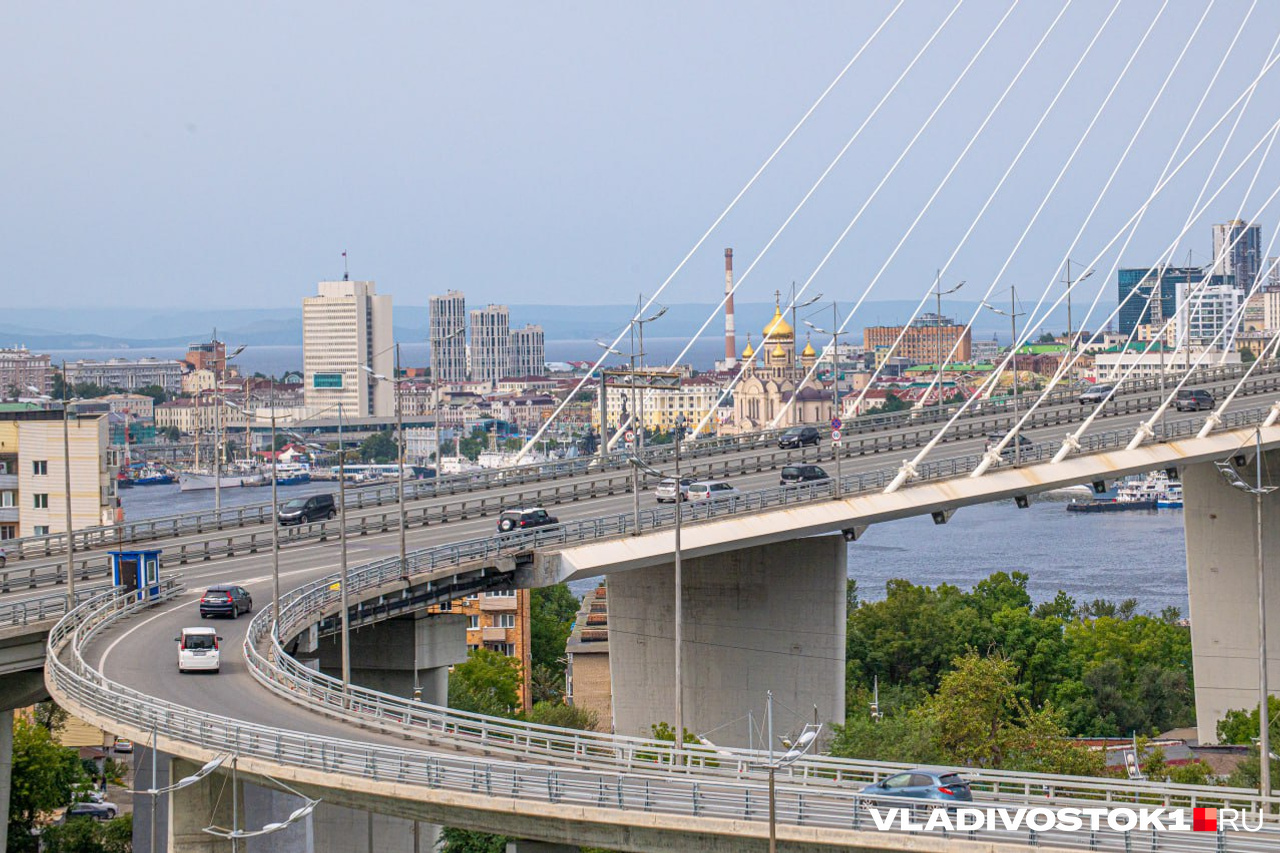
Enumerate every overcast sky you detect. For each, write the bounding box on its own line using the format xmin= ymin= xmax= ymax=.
xmin=7 ymin=1 xmax=1280 ymax=335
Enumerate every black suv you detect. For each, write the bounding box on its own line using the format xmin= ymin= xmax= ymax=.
xmin=1174 ymin=389 xmax=1215 ymax=412
xmin=277 ymin=493 xmax=337 ymax=525
xmin=498 ymin=508 xmax=559 ymax=532
xmin=778 ymin=426 xmax=821 ymax=449
xmin=780 ymin=464 xmax=830 ymax=485
xmin=985 ymin=432 xmax=1034 ymax=457
xmin=199 ymin=584 xmax=253 ymax=619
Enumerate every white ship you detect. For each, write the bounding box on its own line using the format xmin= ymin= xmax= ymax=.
xmin=179 ymin=469 xmax=267 ymax=492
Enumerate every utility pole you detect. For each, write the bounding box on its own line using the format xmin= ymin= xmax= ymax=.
xmin=396 ymin=344 xmax=407 ymax=575
xmin=673 ymin=415 xmax=686 ymax=755
xmin=61 ymin=360 xmax=75 ymax=608
xmin=1257 ymin=428 xmax=1271 ymax=807
xmin=338 ymin=403 xmax=350 ymax=697
xmin=932 ymin=276 xmax=965 ymax=418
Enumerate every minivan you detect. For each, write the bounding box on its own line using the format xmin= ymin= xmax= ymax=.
xmin=278 ymin=493 xmax=337 ymax=525
xmin=778 ymin=426 xmax=821 ymax=449
xmin=687 ymin=481 xmax=741 ymax=502
xmin=176 ymin=627 xmax=221 ymax=673
xmin=1174 ymin=389 xmax=1214 ymax=412
xmin=780 ymin=465 xmax=830 ymax=485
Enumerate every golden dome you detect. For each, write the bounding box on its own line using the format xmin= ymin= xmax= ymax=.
xmin=762 ymin=305 xmax=793 ymax=339
xmin=741 ymin=336 xmax=755 ymax=359
xmin=771 ymin=342 xmax=787 ymax=359
xmin=802 ymin=337 xmax=817 ymax=358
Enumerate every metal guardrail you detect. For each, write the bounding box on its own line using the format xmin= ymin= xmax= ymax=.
xmin=46 ymin=586 xmax=1280 ymax=851
xmin=11 ymin=358 xmax=1275 ymax=567
xmin=11 ymin=367 xmax=1280 ymax=594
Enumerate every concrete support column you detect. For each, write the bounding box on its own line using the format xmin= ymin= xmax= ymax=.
xmin=316 ymin=612 xmax=467 ymax=701
xmin=1184 ymin=456 xmax=1280 ymax=743
xmin=168 ymin=759 xmax=238 ymax=853
xmin=607 ymin=535 xmax=847 ymax=746
xmin=0 ymin=709 xmax=12 ymax=853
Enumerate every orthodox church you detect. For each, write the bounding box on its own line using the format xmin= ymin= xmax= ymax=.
xmin=729 ymin=298 xmax=834 ymax=433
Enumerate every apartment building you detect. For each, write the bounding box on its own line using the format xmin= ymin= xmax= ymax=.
xmin=429 ymin=291 xmax=468 ymax=383
xmin=0 ymin=348 xmax=52 ymax=398
xmin=592 ymin=375 xmax=725 ymax=435
xmin=469 ymin=305 xmax=511 ymax=384
xmin=565 ymin=582 xmax=610 ymax=731
xmin=302 ymin=280 xmax=394 ymax=419
xmin=430 ymin=589 xmax=533 ymax=711
xmin=64 ymin=358 xmax=185 ymax=395
xmin=0 ymin=405 xmax=117 ymax=540
xmin=863 ymin=323 xmax=972 ymax=365
xmin=154 ymin=397 xmax=251 ymax=435
xmin=509 ymin=324 xmax=546 ymax=378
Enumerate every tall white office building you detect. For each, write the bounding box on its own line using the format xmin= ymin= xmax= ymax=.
xmin=509 ymin=324 xmax=546 ymax=377
xmin=1176 ymin=281 xmax=1243 ymax=350
xmin=1212 ymin=220 xmax=1262 ymax=290
xmin=303 ymin=280 xmax=394 ymax=418
xmin=469 ymin=305 xmax=510 ymax=384
xmin=429 ymin=290 xmax=468 ymax=382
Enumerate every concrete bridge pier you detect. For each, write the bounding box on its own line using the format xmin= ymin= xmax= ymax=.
xmin=315 ymin=612 xmax=468 ymax=703
xmin=0 ymin=669 xmax=52 ymax=853
xmin=1184 ymin=454 xmax=1280 ymax=743
xmin=607 ymin=535 xmax=847 ymax=746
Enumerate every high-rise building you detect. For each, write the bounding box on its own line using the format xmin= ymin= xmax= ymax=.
xmin=0 ymin=348 xmax=52 ymax=398
xmin=1212 ymin=220 xmax=1262 ymax=290
xmin=1117 ymin=267 xmax=1195 ymax=336
xmin=302 ymin=280 xmax=394 ymax=419
xmin=468 ymin=305 xmax=510 ymax=384
xmin=862 ymin=323 xmax=972 ymax=365
xmin=1175 ymin=281 xmax=1243 ymax=349
xmin=1268 ymin=257 xmax=1279 ymax=291
xmin=509 ymin=324 xmax=546 ymax=377
xmin=429 ymin=290 xmax=468 ymax=382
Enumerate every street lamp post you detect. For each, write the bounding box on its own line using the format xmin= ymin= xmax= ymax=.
xmin=805 ymin=304 xmax=845 ymax=497
xmin=433 ymin=328 xmax=464 ymax=475
xmin=750 ymin=690 xmax=821 ymax=853
xmin=673 ymin=414 xmax=686 ymax=752
xmin=931 ymin=275 xmax=965 ymax=418
xmin=61 ymin=360 xmax=75 ymax=607
xmin=338 ymin=404 xmax=350 ymax=693
xmin=1063 ymin=260 xmax=1094 ymax=388
xmin=633 ymin=301 xmax=669 ymax=454
xmin=983 ymin=290 xmax=1027 ymax=465
xmin=268 ymin=380 xmax=280 ymax=639
xmin=364 ymin=345 xmax=410 ymax=576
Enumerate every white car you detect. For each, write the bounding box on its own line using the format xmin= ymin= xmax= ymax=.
xmin=686 ymin=481 xmax=741 ymax=502
xmin=176 ymin=626 xmax=221 ymax=673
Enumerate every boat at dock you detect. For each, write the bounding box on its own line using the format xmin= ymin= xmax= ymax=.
xmin=1065 ymin=471 xmax=1181 ymax=513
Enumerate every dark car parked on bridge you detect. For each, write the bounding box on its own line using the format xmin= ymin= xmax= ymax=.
xmin=985 ymin=432 xmax=1033 ymax=458
xmin=1174 ymin=388 xmax=1215 ymax=412
xmin=861 ymin=769 xmax=973 ymax=806
xmin=199 ymin=584 xmax=253 ymax=619
xmin=277 ymin=493 xmax=337 ymax=525
xmin=777 ymin=426 xmax=821 ymax=449
xmin=498 ymin=508 xmax=559 ymax=532
xmin=780 ymin=464 xmax=830 ymax=486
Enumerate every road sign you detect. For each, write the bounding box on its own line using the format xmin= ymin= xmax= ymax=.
xmin=831 ymin=417 xmax=842 ymax=430
xmin=624 ymin=430 xmax=635 ymax=444
xmin=831 ymin=429 xmax=842 ymax=444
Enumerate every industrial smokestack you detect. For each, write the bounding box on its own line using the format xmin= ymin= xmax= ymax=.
xmin=724 ymin=248 xmax=737 ymax=366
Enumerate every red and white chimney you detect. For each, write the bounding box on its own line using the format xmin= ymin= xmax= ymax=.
xmin=724 ymin=248 xmax=737 ymax=367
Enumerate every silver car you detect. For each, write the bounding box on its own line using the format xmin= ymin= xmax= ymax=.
xmin=655 ymin=478 xmax=693 ymax=503
xmin=687 ymin=481 xmax=741 ymax=502
xmin=1078 ymin=384 xmax=1114 ymax=405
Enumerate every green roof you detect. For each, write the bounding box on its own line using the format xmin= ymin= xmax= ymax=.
xmin=0 ymin=402 xmax=43 ymax=412
xmin=905 ymin=363 xmax=995 ymax=372
xmin=1016 ymin=343 xmax=1069 ymax=355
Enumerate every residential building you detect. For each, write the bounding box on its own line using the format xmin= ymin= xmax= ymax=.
xmin=0 ymin=348 xmax=52 ymax=398
xmin=862 ymin=323 xmax=972 ymax=365
xmin=184 ymin=340 xmax=227 ymax=374
xmin=1269 ymin=257 xmax=1279 ymax=291
xmin=970 ymin=334 xmax=1000 ymax=364
xmin=95 ymin=393 xmax=155 ymax=421
xmin=509 ymin=324 xmax=546 ymax=378
xmin=593 ymin=375 xmax=726 ymax=435
xmin=1212 ymin=219 xmax=1262 ymax=290
xmin=0 ymin=406 xmax=117 ymax=539
xmin=155 ymin=397 xmax=250 ymax=436
xmin=302 ymin=280 xmax=394 ymax=419
xmin=1093 ymin=344 xmax=1240 ymax=382
xmin=428 ymin=590 xmax=533 ymax=711
xmin=64 ymin=358 xmax=184 ymax=395
xmin=495 ymin=376 xmax=557 ymax=396
xmin=429 ymin=290 xmax=468 ymax=382
xmin=565 ymin=582 xmax=611 ymax=732
xmin=1263 ymin=291 xmax=1280 ymax=331
xmin=1175 ymin=281 xmax=1244 ymax=350
xmin=468 ymin=305 xmax=511 ymax=384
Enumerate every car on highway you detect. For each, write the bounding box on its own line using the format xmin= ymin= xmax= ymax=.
xmin=1078 ymin=384 xmax=1114 ymax=405
xmin=1174 ymin=388 xmax=1215 ymax=412
xmin=984 ymin=432 xmax=1034 ymax=457
xmin=176 ymin=626 xmax=221 ymax=673
xmin=497 ymin=507 xmax=559 ymax=532
xmin=0 ymin=547 xmax=6 ymax=568
xmin=198 ymin=584 xmax=252 ymax=619
xmin=686 ymin=481 xmax=741 ymax=502
xmin=111 ymin=737 xmax=133 ymax=754
xmin=277 ymin=493 xmax=337 ymax=525
xmin=860 ymin=769 xmax=973 ymax=805
xmin=780 ymin=464 xmax=830 ymax=485
xmin=777 ymin=426 xmax=821 ymax=449
xmin=63 ymin=801 xmax=118 ymax=822
xmin=655 ymin=478 xmax=693 ymax=503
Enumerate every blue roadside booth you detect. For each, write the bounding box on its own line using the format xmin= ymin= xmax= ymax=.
xmin=108 ymin=550 xmax=162 ymax=601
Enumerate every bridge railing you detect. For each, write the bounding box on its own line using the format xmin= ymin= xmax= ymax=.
xmin=47 ymin=587 xmax=1280 ymax=851
xmin=12 ymin=358 xmax=1275 ymax=569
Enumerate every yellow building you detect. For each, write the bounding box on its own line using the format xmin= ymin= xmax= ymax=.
xmin=592 ymin=375 xmax=724 ymax=436
xmin=430 ymin=589 xmax=534 ymax=711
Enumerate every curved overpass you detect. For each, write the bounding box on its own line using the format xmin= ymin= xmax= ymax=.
xmin=42 ymin=392 xmax=1280 ymax=849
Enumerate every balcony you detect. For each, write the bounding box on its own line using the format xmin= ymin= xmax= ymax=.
xmin=0 ymin=507 xmax=16 ymax=524
xmin=478 ymin=594 xmax=517 ymax=612
xmin=481 ymin=626 xmax=512 ymax=643
xmin=0 ymin=474 xmax=16 ymax=490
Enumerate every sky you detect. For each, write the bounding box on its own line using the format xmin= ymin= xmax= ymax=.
xmin=7 ymin=1 xmax=1280 ymax=342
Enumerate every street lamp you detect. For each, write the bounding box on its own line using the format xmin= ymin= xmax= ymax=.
xmin=805 ymin=303 xmax=845 ymax=497
xmin=982 ymin=289 xmax=1027 ymax=466
xmin=750 ymin=691 xmax=821 ymax=853
xmin=1215 ymin=430 xmax=1276 ymax=806
xmin=1063 ymin=260 xmax=1094 ymax=384
xmin=432 ymin=328 xmax=465 ymax=474
xmin=930 ymin=275 xmax=965 ymax=417
xmin=363 ymin=345 xmax=410 ymax=577
xmin=788 ymin=285 xmax=824 ymax=349
xmin=631 ymin=301 xmax=668 ymax=453
xmin=57 ymin=362 xmax=82 ymax=609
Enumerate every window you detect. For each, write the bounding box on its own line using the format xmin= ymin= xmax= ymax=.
xmin=438 ymin=601 xmax=452 ymax=612
xmin=33 ymin=494 xmax=48 ymax=509
xmin=0 ymin=491 xmax=14 ymax=507
xmin=466 ymin=644 xmax=479 ymax=653
xmin=486 ymin=590 xmax=515 ymax=598
xmin=487 ymin=642 xmax=514 ymax=656
xmin=32 ymin=460 xmax=47 ymax=476
xmin=467 ymin=615 xmax=479 ymax=630
xmin=494 ymin=614 xmax=516 ymax=629
xmin=34 ymin=526 xmax=49 ymax=536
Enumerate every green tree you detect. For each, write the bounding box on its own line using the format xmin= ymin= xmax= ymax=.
xmin=524 ymin=700 xmax=598 ymax=730
xmin=438 ymin=827 xmax=509 ymax=853
xmin=9 ymin=716 xmax=89 ymax=850
xmin=1217 ymin=696 xmax=1280 ymax=744
xmin=457 ymin=429 xmax=489 ymax=461
xmin=1242 ymin=347 xmax=1258 ymax=364
xmin=160 ymin=425 xmax=183 ymax=442
xmin=448 ymin=648 xmax=522 ymax=717
xmin=530 ymin=585 xmax=580 ymax=697
xmin=135 ymin=384 xmax=168 ymax=405
xmin=359 ymin=431 xmax=399 ymax=463
xmin=39 ymin=813 xmax=131 ymax=853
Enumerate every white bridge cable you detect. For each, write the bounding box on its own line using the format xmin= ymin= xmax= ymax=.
xmin=879 ymin=0 xmax=1173 ymax=490
xmin=1045 ymin=114 xmax=1280 ymax=463
xmin=1124 ymin=126 xmax=1280 ymax=450
xmin=768 ymin=0 xmax=1125 ymax=432
xmin=971 ymin=0 xmax=1233 ymax=473
xmin=687 ymin=0 xmax=1029 ymax=437
xmin=508 ymin=0 xmax=907 ymax=464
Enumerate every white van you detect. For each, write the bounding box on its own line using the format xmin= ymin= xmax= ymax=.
xmin=176 ymin=627 xmax=221 ymax=673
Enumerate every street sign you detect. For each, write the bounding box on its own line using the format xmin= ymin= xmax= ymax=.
xmin=624 ymin=430 xmax=635 ymax=444
xmin=831 ymin=429 xmax=842 ymax=444
xmin=831 ymin=417 xmax=842 ymax=430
